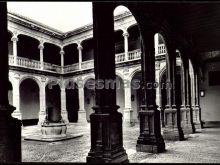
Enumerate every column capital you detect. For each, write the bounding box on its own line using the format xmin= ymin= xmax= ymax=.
xmin=38 ymin=43 xmax=44 ymax=50
xmin=77 ymin=44 xmax=83 ymax=50
xmin=60 ymin=49 xmax=65 ymax=55
xmin=11 ymin=36 xmax=18 ymax=42
xmin=123 ymin=31 xmax=129 ymax=38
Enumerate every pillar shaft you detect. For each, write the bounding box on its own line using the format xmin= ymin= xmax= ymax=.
xmin=123 ymin=31 xmax=129 ymax=61
xmin=0 ymin=3 xmax=21 ymax=162
xmin=38 ymin=43 xmax=44 ymax=70
xmin=136 ymin=29 xmax=165 ymax=153
xmin=12 ymin=77 xmax=21 ymax=120
xmin=61 ymin=86 xmax=68 ymax=123
xmin=163 ymin=43 xmax=184 ymax=141
xmin=87 ymin=2 xmax=128 ymax=163
xmin=78 ymin=44 xmax=82 ymax=70
xmin=38 ymin=81 xmax=46 ymax=125
xmin=11 ymin=36 xmax=18 ymax=65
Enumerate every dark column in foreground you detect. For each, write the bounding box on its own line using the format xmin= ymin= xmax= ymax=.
xmin=0 ymin=3 xmax=21 ymax=162
xmin=86 ymin=2 xmax=128 ymax=163
xmin=163 ymin=43 xmax=184 ymax=141
xmin=136 ymin=30 xmax=165 ymax=153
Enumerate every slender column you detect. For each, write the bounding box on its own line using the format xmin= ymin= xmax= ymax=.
xmin=11 ymin=75 xmax=21 ymax=120
xmin=123 ymin=31 xmax=129 ymax=61
xmin=185 ymin=61 xmax=196 ymax=133
xmin=136 ymin=29 xmax=165 ymax=153
xmin=163 ymin=43 xmax=184 ymax=141
xmin=192 ymin=71 xmax=202 ymax=129
xmin=11 ymin=35 xmax=18 ymax=65
xmin=78 ymin=85 xmax=86 ymax=123
xmin=0 ymin=3 xmax=21 ymax=162
xmin=38 ymin=78 xmax=46 ymax=125
xmin=60 ymin=49 xmax=65 ymax=73
xmin=60 ymin=82 xmax=68 ymax=123
xmin=38 ymin=42 xmax=44 ymax=70
xmin=77 ymin=43 xmax=83 ymax=70
xmin=87 ymin=3 xmax=128 ymax=163
xmin=123 ymin=78 xmax=134 ymax=126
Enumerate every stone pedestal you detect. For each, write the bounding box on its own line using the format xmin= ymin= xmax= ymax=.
xmin=0 ymin=105 xmax=21 ymax=162
xmin=41 ymin=107 xmax=67 ymax=139
xmin=123 ymin=108 xmax=135 ymax=127
xmin=192 ymin=106 xmax=202 ymax=130
xmin=136 ymin=109 xmax=165 ymax=153
xmin=78 ymin=110 xmax=87 ymax=123
xmin=180 ymin=107 xmax=194 ymax=135
xmin=87 ymin=110 xmax=128 ymax=163
xmin=163 ymin=108 xmax=184 ymax=141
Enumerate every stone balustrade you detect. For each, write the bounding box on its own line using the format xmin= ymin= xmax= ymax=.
xmin=8 ymin=45 xmax=166 ymax=74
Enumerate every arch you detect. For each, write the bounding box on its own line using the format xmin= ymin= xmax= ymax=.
xmin=116 ymin=71 xmax=124 ymax=81
xmin=63 ymin=43 xmax=78 ymax=65
xmin=17 ymin=34 xmax=40 ymax=60
xmin=82 ymin=75 xmax=95 ymax=87
xmin=128 ymin=67 xmax=141 ymax=82
xmin=19 ymin=78 xmax=40 ymax=126
xmin=19 ymin=76 xmax=41 ymax=88
xmin=81 ymin=37 xmax=94 ymax=61
xmin=44 ymin=42 xmax=61 ymax=65
xmin=116 ymin=75 xmax=125 ymax=115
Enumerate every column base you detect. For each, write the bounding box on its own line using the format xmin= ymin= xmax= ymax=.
xmin=86 ymin=106 xmax=128 ymax=163
xmin=78 ymin=110 xmax=87 ymax=123
xmin=136 ymin=109 xmax=165 ymax=153
xmin=0 ymin=104 xmax=22 ymax=162
xmin=12 ymin=110 xmax=22 ymax=120
xmin=61 ymin=111 xmax=69 ymax=124
xmin=38 ymin=111 xmax=46 ymax=126
xmin=180 ymin=107 xmax=194 ymax=134
xmin=123 ymin=108 xmax=135 ymax=127
xmin=192 ymin=106 xmax=202 ymax=131
xmin=163 ymin=127 xmax=184 ymax=141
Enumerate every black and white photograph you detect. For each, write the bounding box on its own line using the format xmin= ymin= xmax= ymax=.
xmin=0 ymin=1 xmax=220 ymax=163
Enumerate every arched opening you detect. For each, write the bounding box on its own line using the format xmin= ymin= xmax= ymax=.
xmin=8 ymin=81 xmax=13 ymax=105
xmin=63 ymin=43 xmax=78 ymax=65
xmin=19 ymin=78 xmax=40 ymax=126
xmin=44 ymin=43 xmax=61 ymax=65
xmin=46 ymin=83 xmax=61 ymax=121
xmin=131 ymin=71 xmax=142 ymax=123
xmin=17 ymin=34 xmax=39 ymax=60
xmin=116 ymin=75 xmax=125 ymax=115
xmin=81 ymin=38 xmax=94 ymax=62
xmin=66 ymin=81 xmax=79 ymax=122
xmin=84 ymin=78 xmax=95 ymax=122
xmin=127 ymin=25 xmax=141 ymax=51
xmin=114 ymin=30 xmax=124 ymax=54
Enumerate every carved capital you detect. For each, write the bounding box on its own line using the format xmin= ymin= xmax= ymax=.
xmin=11 ymin=36 xmax=18 ymax=42
xmin=123 ymin=31 xmax=129 ymax=38
xmin=60 ymin=50 xmax=65 ymax=55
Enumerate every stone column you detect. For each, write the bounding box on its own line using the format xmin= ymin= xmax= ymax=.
xmin=60 ymin=49 xmax=65 ymax=73
xmin=38 ymin=42 xmax=44 ymax=70
xmin=60 ymin=82 xmax=68 ymax=123
xmin=87 ymin=3 xmax=128 ymax=163
xmin=163 ymin=43 xmax=184 ymax=141
xmin=123 ymin=78 xmax=134 ymax=126
xmin=11 ymin=35 xmax=18 ymax=66
xmin=192 ymin=71 xmax=202 ymax=130
xmin=185 ymin=60 xmax=196 ymax=133
xmin=38 ymin=77 xmax=46 ymax=126
xmin=11 ymin=74 xmax=21 ymax=120
xmin=77 ymin=43 xmax=83 ymax=70
xmin=136 ymin=29 xmax=165 ymax=153
xmin=78 ymin=86 xmax=86 ymax=123
xmin=0 ymin=3 xmax=21 ymax=162
xmin=123 ymin=31 xmax=129 ymax=61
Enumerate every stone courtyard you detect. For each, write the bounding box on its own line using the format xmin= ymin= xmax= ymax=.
xmin=22 ymin=123 xmax=220 ymax=163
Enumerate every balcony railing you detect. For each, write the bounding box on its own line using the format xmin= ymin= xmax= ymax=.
xmin=157 ymin=44 xmax=166 ymax=55
xmin=9 ymin=45 xmax=166 ymax=74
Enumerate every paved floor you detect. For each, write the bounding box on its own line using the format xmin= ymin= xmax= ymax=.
xmin=22 ymin=122 xmax=220 ymax=163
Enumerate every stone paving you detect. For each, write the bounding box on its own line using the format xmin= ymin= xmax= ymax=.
xmin=22 ymin=122 xmax=220 ymax=163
